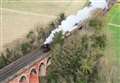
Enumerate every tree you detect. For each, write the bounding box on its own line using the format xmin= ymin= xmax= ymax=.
xmin=0 ymin=53 xmax=7 ymax=69
xmin=20 ymin=42 xmax=31 ymax=54
xmin=56 ymin=13 xmax=66 ymax=25
xmin=4 ymin=48 xmax=13 ymax=63
xmin=47 ymin=33 xmax=93 ymax=83
xmin=36 ymin=26 xmax=46 ymax=44
xmin=47 ymin=16 xmax=106 ymax=83
xmin=26 ymin=31 xmax=35 ymax=44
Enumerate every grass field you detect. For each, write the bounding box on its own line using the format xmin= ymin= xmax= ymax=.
xmin=107 ymin=4 xmax=120 ymax=64
xmin=108 ymin=5 xmax=120 ymax=81
xmin=102 ymin=3 xmax=120 ymax=83
xmin=0 ymin=0 xmax=86 ymax=52
xmin=93 ymin=4 xmax=120 ymax=83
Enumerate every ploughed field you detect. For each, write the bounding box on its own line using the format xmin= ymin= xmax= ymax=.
xmin=0 ymin=0 xmax=86 ymax=52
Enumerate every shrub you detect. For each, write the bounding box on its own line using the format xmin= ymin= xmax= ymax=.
xmin=0 ymin=54 xmax=7 ymax=69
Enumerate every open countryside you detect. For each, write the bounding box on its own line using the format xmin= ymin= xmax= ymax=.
xmin=0 ymin=0 xmax=120 ymax=83
xmin=0 ymin=0 xmax=86 ymax=52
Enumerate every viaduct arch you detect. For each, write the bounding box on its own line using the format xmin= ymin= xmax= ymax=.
xmin=10 ymin=56 xmax=51 ymax=83
xmin=0 ymin=49 xmax=51 ymax=83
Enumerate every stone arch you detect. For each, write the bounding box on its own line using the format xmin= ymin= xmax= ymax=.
xmin=46 ymin=57 xmax=51 ymax=75
xmin=47 ymin=57 xmax=51 ymax=66
xmin=19 ymin=75 xmax=27 ymax=83
xmin=39 ymin=63 xmax=46 ymax=83
xmin=39 ymin=63 xmax=46 ymax=77
xmin=29 ymin=68 xmax=39 ymax=83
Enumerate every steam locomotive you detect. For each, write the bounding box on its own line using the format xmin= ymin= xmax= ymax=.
xmin=41 ymin=0 xmax=116 ymax=52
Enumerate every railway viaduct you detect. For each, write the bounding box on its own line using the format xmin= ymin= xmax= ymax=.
xmin=0 ymin=48 xmax=51 ymax=83
xmin=0 ymin=0 xmax=116 ymax=83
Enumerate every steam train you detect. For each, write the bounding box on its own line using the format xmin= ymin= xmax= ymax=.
xmin=41 ymin=0 xmax=116 ymax=52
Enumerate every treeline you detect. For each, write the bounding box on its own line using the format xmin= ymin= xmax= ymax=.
xmin=0 ymin=13 xmax=66 ymax=69
xmin=46 ymin=15 xmax=107 ymax=83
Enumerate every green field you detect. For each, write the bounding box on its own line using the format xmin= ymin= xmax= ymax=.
xmin=108 ymin=5 xmax=120 ymax=25
xmin=93 ymin=4 xmax=120 ymax=83
xmin=107 ymin=4 xmax=120 ymax=64
xmin=103 ymin=4 xmax=120 ymax=83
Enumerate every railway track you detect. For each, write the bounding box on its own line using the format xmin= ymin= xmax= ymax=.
xmin=0 ymin=0 xmax=116 ymax=82
xmin=0 ymin=48 xmax=48 ymax=82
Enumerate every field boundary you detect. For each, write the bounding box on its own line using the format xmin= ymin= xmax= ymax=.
xmin=108 ymin=23 xmax=120 ymax=27
xmin=1 ymin=8 xmax=56 ymax=18
xmin=2 ymin=1 xmax=89 ymax=3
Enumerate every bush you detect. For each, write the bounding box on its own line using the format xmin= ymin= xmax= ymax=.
xmin=20 ymin=42 xmax=32 ymax=54
xmin=0 ymin=54 xmax=7 ymax=69
xmin=91 ymin=34 xmax=106 ymax=50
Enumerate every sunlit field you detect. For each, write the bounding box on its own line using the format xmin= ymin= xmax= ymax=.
xmin=0 ymin=0 xmax=86 ymax=52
